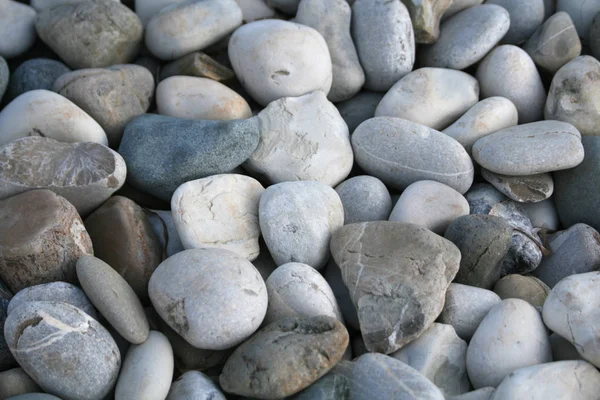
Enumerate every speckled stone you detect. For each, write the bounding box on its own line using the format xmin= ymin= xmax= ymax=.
xmin=6 ymin=58 xmax=70 ymax=102
xmin=335 ymin=175 xmax=392 ymax=224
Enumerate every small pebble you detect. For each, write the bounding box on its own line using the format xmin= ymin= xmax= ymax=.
xmin=335 ymin=175 xmax=392 ymax=224
xmin=493 ymin=274 xmax=550 ymax=309
xmin=166 ymin=370 xmax=226 ymax=400
xmin=0 ymin=368 xmax=40 ymax=399
xmin=6 ymin=58 xmax=70 ymax=102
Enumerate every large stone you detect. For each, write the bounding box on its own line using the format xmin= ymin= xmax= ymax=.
xmin=401 ymin=0 xmax=452 ymax=44
xmin=493 ymin=274 xmax=550 ymax=309
xmin=335 ymin=175 xmax=392 ymax=224
xmin=330 ymin=221 xmax=460 ymax=354
xmin=481 ymin=169 xmax=554 ymax=203
xmin=0 ymin=1 xmax=36 ymax=59
xmin=335 ymin=91 xmax=384 ymax=134
xmin=166 ymin=371 xmax=226 ymax=400
xmin=6 ymin=59 xmax=70 ymax=102
xmin=487 ymin=0 xmax=545 ymax=44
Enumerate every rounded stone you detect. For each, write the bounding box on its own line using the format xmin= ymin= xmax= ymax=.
xmin=149 ymin=248 xmax=268 ymax=350
xmin=6 ymin=59 xmax=70 ymax=102
xmin=0 ymin=1 xmax=36 ymax=59
xmin=228 ymin=20 xmax=332 ymax=106
xmin=0 ymin=56 xmax=7 ymax=103
xmin=493 ymin=274 xmax=550 ymax=309
xmin=443 ymin=0 xmax=483 ymax=18
xmin=487 ymin=0 xmax=545 ymax=44
xmin=6 ymin=394 xmax=61 ymax=400
xmin=481 ymin=169 xmax=554 ymax=203
xmin=465 ymin=183 xmax=507 ymax=215
xmin=0 ymin=368 xmax=40 ymax=399
xmin=334 ymin=175 xmax=392 ymax=224
xmin=4 ymin=301 xmax=121 ymax=400
xmin=166 ymin=371 xmax=226 ymax=400
xmin=335 ymin=91 xmax=384 ymax=134
xmin=520 ymin=198 xmax=560 ymax=230
xmin=134 ymin=0 xmax=187 ymax=25
xmin=557 ymin=0 xmax=600 ymax=39
xmin=289 ymin=371 xmax=351 ymax=400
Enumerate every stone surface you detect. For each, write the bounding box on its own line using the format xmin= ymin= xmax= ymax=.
xmin=259 ymin=181 xmax=344 ymax=269
xmin=472 ymin=121 xmax=584 ymax=175
xmin=166 ymin=371 xmax=226 ymax=400
xmin=236 ymin=0 xmax=276 ymax=22
xmin=420 ymin=5 xmax=510 ymax=70
xmin=481 ymin=169 xmax=554 ymax=203
xmin=289 ymin=371 xmax=351 ymax=400
xmin=545 ymin=56 xmax=600 ymax=136
xmin=0 ymin=368 xmax=41 ymax=399
xmin=449 ymin=388 xmax=495 ymax=400
xmin=149 ymin=248 xmax=267 ymax=350
xmin=0 ymin=1 xmax=36 ymax=59
xmin=335 ymin=175 xmax=392 ymax=224
xmin=487 ymin=0 xmax=545 ymax=44
xmin=352 ymin=117 xmax=474 ymax=194
xmin=146 ymin=210 xmax=184 ymax=258
xmin=351 ymin=0 xmax=415 ymax=92
xmin=443 ymin=0 xmax=483 ymax=18
xmin=54 ymin=64 xmax=154 ymax=147
xmin=84 ymin=196 xmax=162 ymax=303
xmin=465 ymin=183 xmax=507 ymax=215
xmin=335 ymin=91 xmax=384 ymax=134
xmin=134 ymin=0 xmax=187 ymax=25
xmin=0 ymin=137 xmax=126 ymax=216
xmin=375 ymin=68 xmax=479 ymax=131
xmin=36 ymin=1 xmax=143 ymax=69
xmin=467 ymin=299 xmax=552 ymax=388
xmin=0 ymin=90 xmax=108 ymax=147
xmin=158 ymin=51 xmax=235 ymax=81
xmin=331 ymin=221 xmax=460 ymax=354
xmin=0 ymin=56 xmax=7 ymax=103
xmin=591 ymin=12 xmax=600 ymax=60
xmin=401 ymin=0 xmax=452 ymax=44
xmin=219 ymin=316 xmax=349 ymax=399
xmin=476 ymin=45 xmax=546 ymax=123
xmin=4 ymin=301 xmax=121 ymax=400
xmin=557 ymin=0 xmax=600 ymax=39
xmin=324 ymin=259 xmax=359 ymax=331
xmin=269 ymin=0 xmax=300 ymax=14
xmin=0 ymin=190 xmax=93 ymax=293
xmin=438 ymin=283 xmax=502 ymax=341
xmin=171 ymin=174 xmax=264 ymax=260
xmin=6 ymin=59 xmax=70 ymax=102
xmin=389 ymin=180 xmax=469 ymax=234
xmin=118 ymin=114 xmax=260 ymax=201
xmin=493 ymin=274 xmax=550 ymax=309
xmin=6 ymin=394 xmax=62 ymax=400
xmin=520 ymin=198 xmax=560 ymax=230
xmin=550 ymin=333 xmax=583 ymax=361
xmin=31 ymin=0 xmax=122 ymax=11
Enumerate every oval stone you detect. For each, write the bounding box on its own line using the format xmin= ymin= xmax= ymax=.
xmin=335 ymin=175 xmax=392 ymax=224
xmin=0 ymin=1 xmax=35 ymax=59
xmin=7 ymin=58 xmax=70 ymax=102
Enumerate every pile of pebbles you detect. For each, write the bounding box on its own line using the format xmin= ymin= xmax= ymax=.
xmin=1 ymin=0 xmax=600 ymax=399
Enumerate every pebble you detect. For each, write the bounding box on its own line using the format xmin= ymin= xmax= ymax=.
xmin=391 ymin=323 xmax=469 ymax=396
xmin=295 ymin=0 xmax=365 ymax=102
xmin=324 ymin=259 xmax=359 ymax=331
xmin=472 ymin=121 xmax=585 ymax=175
xmin=550 ymin=333 xmax=583 ymax=361
xmin=84 ymin=195 xmax=162 ymax=303
xmin=219 ymin=316 xmax=349 ymax=399
xmin=158 ymin=51 xmax=235 ymax=82
xmin=352 ymin=117 xmax=474 ymax=194
xmin=289 ymin=371 xmax=351 ymax=400
xmin=6 ymin=395 xmax=61 ymax=400
xmin=520 ymin=198 xmax=560 ymax=230
xmin=487 ymin=0 xmax=545 ymax=44
xmin=263 ymin=262 xmax=343 ymax=325
xmin=330 ymin=221 xmax=460 ymax=354
xmin=134 ymin=0 xmax=187 ymax=26
xmin=389 ymin=180 xmax=469 ymax=234
xmin=7 ymin=282 xmax=97 ymax=320
xmin=30 ymin=0 xmax=122 ymax=11
xmin=0 ymin=56 xmax=7 ymax=103
xmin=492 ymin=361 xmax=600 ymax=400
xmin=375 ymin=68 xmax=479 ymax=131
xmin=493 ymin=274 xmax=550 ymax=309
xmin=481 ymin=169 xmax=554 ymax=203
xmin=114 ymin=331 xmax=173 ymax=400
xmin=557 ymin=0 xmax=600 ymax=39
xmin=149 ymin=248 xmax=267 ymax=350
xmin=351 ymin=0 xmax=415 ymax=92
xmin=0 ymin=90 xmax=108 ymax=147
xmin=591 ymin=13 xmax=600 ymax=59
xmin=166 ymin=370 xmax=226 ymax=400
xmin=335 ymin=175 xmax=392 ymax=224
xmin=449 ymin=388 xmax=495 ymax=400
xmin=0 ymin=1 xmax=36 ymax=59
xmin=118 ymin=114 xmax=260 ymax=201
xmin=420 ymin=5 xmax=510 ymax=70
xmin=444 ymin=215 xmax=513 ymax=289
xmin=443 ymin=0 xmax=483 ymax=18
xmin=403 ymin=0 xmax=452 ymax=44
xmin=437 ymin=283 xmax=502 ymax=341
xmin=228 ymin=20 xmax=332 ymax=106
xmin=259 ymin=181 xmax=344 ymax=269
xmin=36 ymin=1 xmax=143 ymax=69
xmin=156 ymin=76 xmax=251 ymax=121
xmin=53 ymin=64 xmax=154 ymax=147
xmin=4 ymin=301 xmax=121 ymax=399
xmin=351 ymin=353 xmax=445 ymax=400
xmin=0 ymin=190 xmax=92 ymax=293
xmin=476 ymin=45 xmax=546 ymax=123
xmin=236 ymin=0 xmax=276 ymax=22
xmin=244 ymin=91 xmax=353 ymax=186
xmin=269 ymin=0 xmax=300 ymax=14
xmin=523 ymin=12 xmax=582 ymax=74
xmin=146 ymin=210 xmax=185 ymax=258
xmin=171 ymin=174 xmax=264 ymax=260
xmin=335 ymin=91 xmax=384 ymax=134
xmin=465 ymin=183 xmax=507 ymax=215
xmin=0 ymin=137 xmax=126 ymax=216
xmin=0 ymin=368 xmax=40 ymax=399
xmin=443 ymin=97 xmax=518 ymax=154
xmin=545 ymin=56 xmax=600 ymax=136
xmin=6 ymin=59 xmax=70 ymax=102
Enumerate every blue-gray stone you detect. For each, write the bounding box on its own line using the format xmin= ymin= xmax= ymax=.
xmin=0 ymin=57 xmax=8 ymax=104
xmin=6 ymin=58 xmax=70 ymax=101
xmin=118 ymin=114 xmax=260 ymax=201
xmin=0 ymin=279 xmax=14 ymax=372
xmin=335 ymin=91 xmax=384 ymax=134
xmin=290 ymin=371 xmax=351 ymax=400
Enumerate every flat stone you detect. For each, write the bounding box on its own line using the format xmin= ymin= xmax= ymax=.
xmin=84 ymin=196 xmax=162 ymax=303
xmin=335 ymin=175 xmax=392 ymax=224
xmin=156 ymin=76 xmax=251 ymax=121
xmin=7 ymin=282 xmax=97 ymax=320
xmin=443 ymin=0 xmax=483 ymax=18
xmin=219 ymin=316 xmax=349 ymax=399
xmin=444 ymin=215 xmax=513 ymax=289
xmin=0 ymin=280 xmax=15 ymax=371
xmin=171 ymin=174 xmax=264 ymax=260
xmin=158 ymin=51 xmax=235 ymax=81
xmin=228 ymin=20 xmax=332 ymax=106
xmin=351 ymin=0 xmax=415 ymax=92
xmin=114 ymin=331 xmax=173 ymax=400
xmin=146 ymin=210 xmax=184 ymax=258
xmin=244 ymin=91 xmax=353 ymax=187
xmin=6 ymin=58 xmax=70 ymax=102
xmin=476 ymin=45 xmax=546 ymax=123
xmin=473 ymin=121 xmax=584 ymax=175
xmin=54 ymin=64 xmax=154 ymax=147
xmin=391 ymin=323 xmax=469 ymax=396
xmin=118 ymin=114 xmax=260 ymax=201
xmin=401 ymin=0 xmax=452 ymax=44
xmin=557 ymin=0 xmax=600 ymax=39
xmin=0 ymin=137 xmax=126 ymax=216
xmin=437 ymin=283 xmax=502 ymax=341
xmin=149 ymin=248 xmax=267 ymax=350
xmin=352 ymin=117 xmax=474 ymax=193
xmin=335 ymin=91 xmax=384 ymax=134
xmin=0 ymin=190 xmax=93 ymax=293
xmin=0 ymin=90 xmax=108 ymax=147
xmin=324 ymin=259 xmax=359 ymax=331
xmin=487 ymin=0 xmax=545 ymax=44
xmin=545 ymin=56 xmax=600 ymax=136
xmin=375 ymin=68 xmax=479 ymax=131
xmin=289 ymin=371 xmax=351 ymax=400
xmin=420 ymin=5 xmax=510 ymax=69
xmin=259 ymin=181 xmax=344 ymax=269
xmin=442 ymin=97 xmax=519 ymax=155
xmin=481 ymin=169 xmax=554 ymax=203
xmin=590 ymin=12 xmax=600 ymax=59
xmin=523 ymin=12 xmax=582 ymax=74
xmin=331 ymin=221 xmax=460 ymax=354
xmin=493 ymin=274 xmax=550 ymax=309
xmin=166 ymin=371 xmax=226 ymax=400
xmin=296 ymin=0 xmax=365 ymax=102
xmin=550 ymin=333 xmax=582 ymax=361
xmin=465 ymin=183 xmax=507 ymax=215
xmin=0 ymin=368 xmax=40 ymax=399
xmin=0 ymin=56 xmax=7 ymax=103
xmin=36 ymin=1 xmax=143 ymax=69
xmin=520 ymin=198 xmax=560 ymax=230
xmin=4 ymin=301 xmax=120 ymax=399
xmin=0 ymin=1 xmax=35 ymax=59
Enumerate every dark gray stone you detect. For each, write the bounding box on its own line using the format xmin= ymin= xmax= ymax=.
xmin=590 ymin=12 xmax=600 ymax=60
xmin=6 ymin=58 xmax=70 ymax=102
xmin=0 ymin=56 xmax=9 ymax=103
xmin=335 ymin=91 xmax=384 ymax=134
xmin=0 ymin=279 xmax=14 ymax=372
xmin=290 ymin=371 xmax=351 ymax=400
xmin=118 ymin=114 xmax=260 ymax=201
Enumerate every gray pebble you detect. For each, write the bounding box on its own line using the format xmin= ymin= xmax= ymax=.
xmin=0 ymin=1 xmax=36 ymax=59
xmin=550 ymin=333 xmax=583 ymax=361
xmin=487 ymin=0 xmax=545 ymax=44
xmin=443 ymin=0 xmax=483 ymax=19
xmin=166 ymin=371 xmax=226 ymax=400
xmin=520 ymin=198 xmax=560 ymax=230
xmin=465 ymin=183 xmax=507 ymax=215
xmin=335 ymin=175 xmax=392 ymax=224
xmin=335 ymin=91 xmax=384 ymax=134
xmin=557 ymin=0 xmax=600 ymax=39
xmin=402 ymin=0 xmax=453 ymax=44
xmin=481 ymin=169 xmax=554 ymax=203
xmin=6 ymin=59 xmax=70 ymax=102
xmin=0 ymin=368 xmax=40 ymax=399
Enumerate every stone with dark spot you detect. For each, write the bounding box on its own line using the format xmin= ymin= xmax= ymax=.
xmin=481 ymin=169 xmax=554 ymax=203
xmin=0 ymin=279 xmax=15 ymax=371
xmin=219 ymin=315 xmax=349 ymax=399
xmin=465 ymin=183 xmax=507 ymax=215
xmin=6 ymin=58 xmax=70 ymax=102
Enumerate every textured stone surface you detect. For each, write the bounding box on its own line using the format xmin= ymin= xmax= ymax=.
xmin=166 ymin=370 xmax=226 ymax=400
xmin=335 ymin=176 xmax=392 ymax=224
xmin=134 ymin=0 xmax=187 ymax=25
xmin=487 ymin=0 xmax=545 ymax=44
xmin=6 ymin=58 xmax=70 ymax=102
xmin=159 ymin=51 xmax=234 ymax=81
xmin=493 ymin=274 xmax=550 ymax=309
xmin=0 ymin=1 xmax=36 ymax=59
xmin=591 ymin=12 xmax=600 ymax=60
xmin=443 ymin=0 xmax=483 ymax=18
xmin=481 ymin=169 xmax=554 ymax=203
xmin=31 ymin=0 xmax=122 ymax=11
